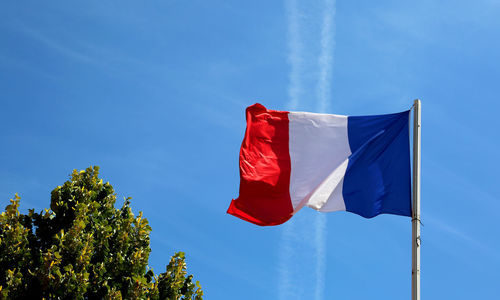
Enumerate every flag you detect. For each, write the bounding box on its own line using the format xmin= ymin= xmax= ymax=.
xmin=227 ymin=103 xmax=411 ymax=226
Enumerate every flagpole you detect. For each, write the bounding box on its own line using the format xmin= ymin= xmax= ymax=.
xmin=412 ymin=99 xmax=421 ymax=300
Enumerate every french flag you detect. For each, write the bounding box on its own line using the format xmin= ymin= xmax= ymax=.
xmin=228 ymin=103 xmax=411 ymax=226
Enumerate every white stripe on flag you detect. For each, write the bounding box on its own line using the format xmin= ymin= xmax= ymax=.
xmin=288 ymin=111 xmax=351 ymax=212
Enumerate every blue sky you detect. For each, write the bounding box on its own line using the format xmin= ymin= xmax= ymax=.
xmin=1 ymin=0 xmax=499 ymax=299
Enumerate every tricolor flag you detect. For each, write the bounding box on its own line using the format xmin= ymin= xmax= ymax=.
xmin=228 ymin=103 xmax=411 ymax=226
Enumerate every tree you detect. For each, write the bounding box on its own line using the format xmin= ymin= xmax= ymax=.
xmin=0 ymin=166 xmax=203 ymax=299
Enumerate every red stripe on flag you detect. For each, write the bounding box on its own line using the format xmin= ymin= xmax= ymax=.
xmin=227 ymin=103 xmax=293 ymax=226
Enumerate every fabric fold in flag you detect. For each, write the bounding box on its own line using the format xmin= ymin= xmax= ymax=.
xmin=227 ymin=103 xmax=411 ymax=226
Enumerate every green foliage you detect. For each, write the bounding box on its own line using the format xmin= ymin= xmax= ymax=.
xmin=0 ymin=166 xmax=203 ymax=299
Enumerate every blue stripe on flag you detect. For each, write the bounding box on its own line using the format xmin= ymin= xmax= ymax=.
xmin=343 ymin=111 xmax=411 ymax=218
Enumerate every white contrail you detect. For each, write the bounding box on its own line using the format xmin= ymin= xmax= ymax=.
xmin=314 ymin=213 xmax=327 ymax=300
xmin=280 ymin=0 xmax=336 ymax=299
xmin=278 ymin=218 xmax=296 ymax=300
xmin=317 ymin=0 xmax=336 ymax=114
xmin=279 ymin=1 xmax=302 ymax=299
xmin=285 ymin=0 xmax=302 ymax=110
xmin=315 ymin=1 xmax=336 ymax=299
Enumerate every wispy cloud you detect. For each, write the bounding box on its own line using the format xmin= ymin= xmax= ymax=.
xmin=424 ymin=214 xmax=500 ymax=264
xmin=314 ymin=213 xmax=327 ymax=300
xmin=0 ymin=53 xmax=58 ymax=82
xmin=17 ymin=25 xmax=98 ymax=65
xmin=285 ymin=0 xmax=302 ymax=110
xmin=12 ymin=22 xmax=155 ymax=75
xmin=279 ymin=0 xmax=302 ymax=297
xmin=316 ymin=0 xmax=336 ymax=114
xmin=279 ymin=0 xmax=336 ymax=299
xmin=278 ymin=218 xmax=296 ymax=300
xmin=314 ymin=1 xmax=336 ymax=299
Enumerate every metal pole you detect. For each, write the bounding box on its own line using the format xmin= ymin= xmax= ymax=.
xmin=412 ymin=99 xmax=421 ymax=300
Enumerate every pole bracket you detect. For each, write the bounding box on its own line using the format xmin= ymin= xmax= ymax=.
xmin=411 ymin=217 xmax=424 ymax=226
